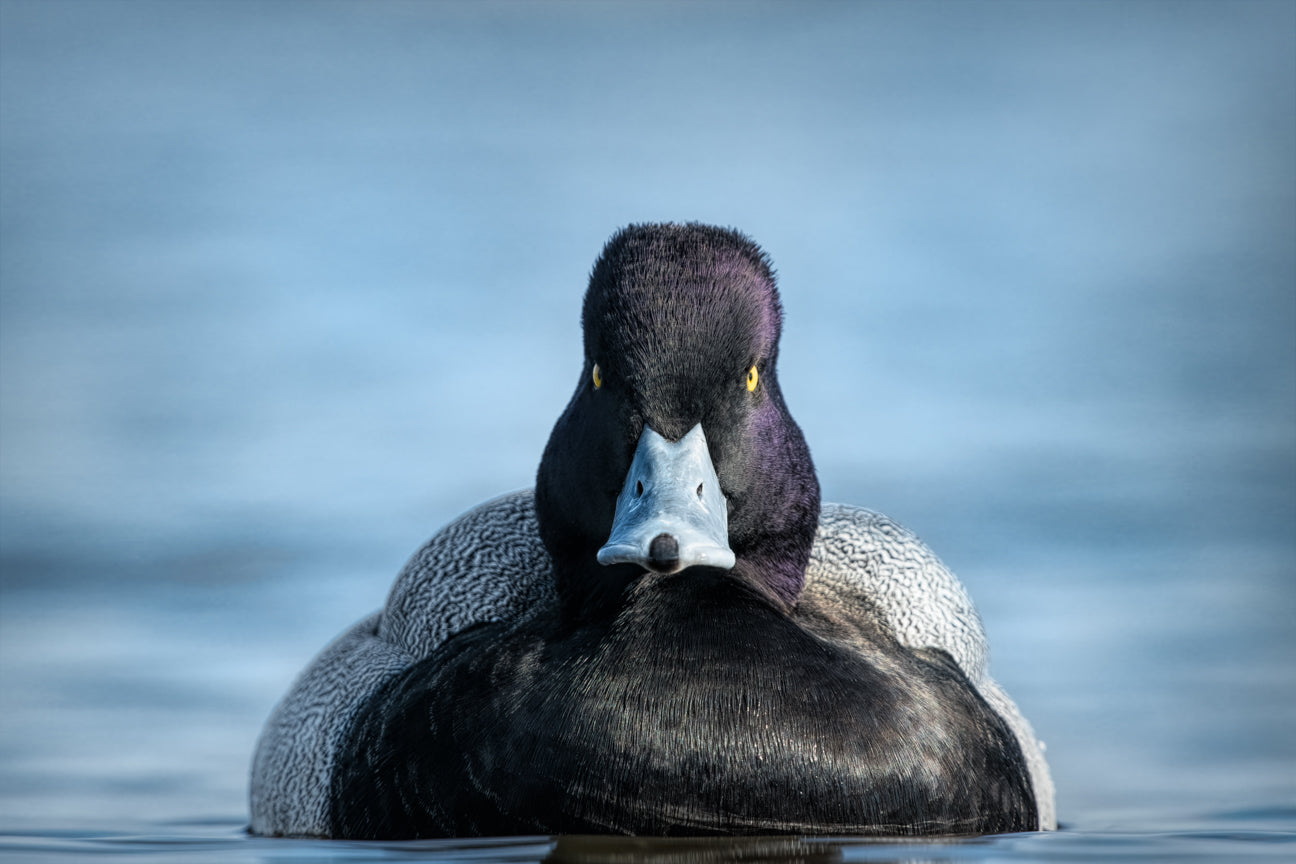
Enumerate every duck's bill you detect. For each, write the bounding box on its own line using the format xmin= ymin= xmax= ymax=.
xmin=596 ymin=423 xmax=736 ymax=575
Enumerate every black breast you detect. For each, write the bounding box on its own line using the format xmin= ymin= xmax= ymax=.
xmin=329 ymin=572 xmax=1036 ymax=839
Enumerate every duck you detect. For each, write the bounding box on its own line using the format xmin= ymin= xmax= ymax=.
xmin=248 ymin=223 xmax=1056 ymax=839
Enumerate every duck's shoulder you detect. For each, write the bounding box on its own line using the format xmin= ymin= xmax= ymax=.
xmin=250 ymin=491 xmax=556 ymax=837
xmin=805 ymin=503 xmax=1057 ymax=830
xmin=379 ymin=489 xmax=558 ymax=661
xmin=804 ymin=503 xmax=987 ymax=682
xmin=250 ymin=612 xmax=412 ymax=837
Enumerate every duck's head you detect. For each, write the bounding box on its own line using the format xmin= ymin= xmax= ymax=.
xmin=536 ymin=223 xmax=820 ymax=617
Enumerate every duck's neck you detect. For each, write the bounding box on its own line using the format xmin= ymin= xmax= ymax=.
xmin=551 ymin=555 xmax=643 ymax=626
xmin=733 ymin=545 xmax=813 ymax=609
xmin=724 ymin=470 xmax=822 ymax=608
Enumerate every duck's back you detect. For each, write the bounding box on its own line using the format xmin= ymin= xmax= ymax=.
xmin=330 ymin=569 xmax=1036 ymax=838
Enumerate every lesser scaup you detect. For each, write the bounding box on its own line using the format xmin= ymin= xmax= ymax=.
xmin=249 ymin=223 xmax=1055 ymax=838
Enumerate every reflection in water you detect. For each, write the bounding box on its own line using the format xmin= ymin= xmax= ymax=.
xmin=544 ymin=839 xmax=839 ymax=864
xmin=544 ymin=834 xmax=969 ymax=864
xmin=545 ymin=835 xmax=845 ymax=864
xmin=1 ymin=821 xmax=1291 ymax=863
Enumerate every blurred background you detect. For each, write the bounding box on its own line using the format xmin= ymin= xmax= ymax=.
xmin=1 ymin=0 xmax=1292 ymax=857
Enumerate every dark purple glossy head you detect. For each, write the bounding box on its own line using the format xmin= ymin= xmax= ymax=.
xmin=536 ymin=223 xmax=820 ymax=615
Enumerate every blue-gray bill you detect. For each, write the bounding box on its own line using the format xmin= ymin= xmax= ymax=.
xmin=596 ymin=424 xmax=736 ymax=574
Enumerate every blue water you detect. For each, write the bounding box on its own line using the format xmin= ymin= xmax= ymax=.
xmin=1 ymin=1 xmax=1293 ymax=861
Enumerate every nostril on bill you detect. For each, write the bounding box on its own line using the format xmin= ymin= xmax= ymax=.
xmin=696 ymin=482 xmax=704 ymax=499
xmin=647 ymin=533 xmax=680 ymax=573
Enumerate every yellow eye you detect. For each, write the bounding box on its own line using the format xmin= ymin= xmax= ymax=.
xmin=592 ymin=363 xmax=603 ymax=389
xmin=746 ymin=365 xmax=759 ymax=392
